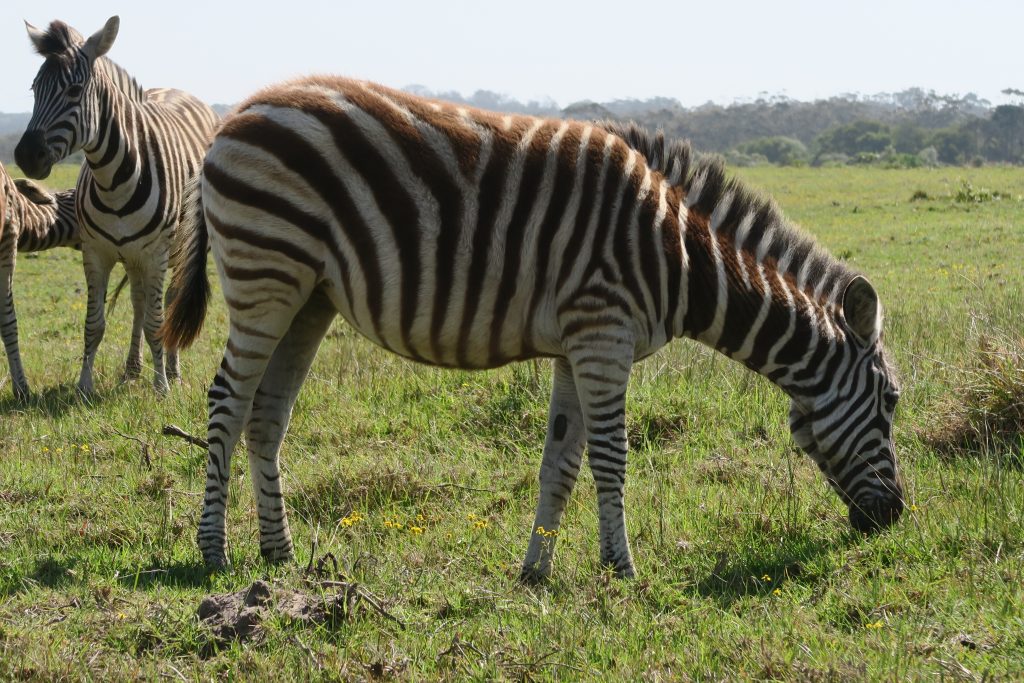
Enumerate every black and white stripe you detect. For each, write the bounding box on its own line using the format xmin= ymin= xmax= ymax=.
xmin=15 ymin=16 xmax=219 ymax=394
xmin=0 ymin=165 xmax=79 ymax=400
xmin=161 ymin=78 xmax=903 ymax=578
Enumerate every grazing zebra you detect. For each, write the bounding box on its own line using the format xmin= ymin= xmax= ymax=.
xmin=0 ymin=164 xmax=79 ymax=400
xmin=14 ymin=16 xmax=219 ymax=395
xmin=160 ymin=77 xmax=904 ymax=578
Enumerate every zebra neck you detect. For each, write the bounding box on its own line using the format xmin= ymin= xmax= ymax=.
xmin=81 ymin=59 xmax=146 ymax=195
xmin=679 ymin=205 xmax=844 ymax=394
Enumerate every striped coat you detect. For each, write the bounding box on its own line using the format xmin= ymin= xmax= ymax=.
xmin=162 ymin=77 xmax=903 ymax=578
xmin=0 ymin=164 xmax=79 ymax=400
xmin=16 ymin=17 xmax=219 ymax=395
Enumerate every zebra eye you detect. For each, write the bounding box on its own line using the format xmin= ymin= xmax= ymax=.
xmin=66 ymin=84 xmax=84 ymax=99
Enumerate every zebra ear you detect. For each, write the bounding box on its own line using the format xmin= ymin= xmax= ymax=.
xmin=25 ymin=21 xmax=48 ymax=54
xmin=83 ymin=16 xmax=119 ymax=60
xmin=842 ymin=276 xmax=881 ymax=343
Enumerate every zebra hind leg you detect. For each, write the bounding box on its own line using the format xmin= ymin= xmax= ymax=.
xmin=121 ymin=265 xmax=146 ymax=383
xmin=142 ymin=263 xmax=170 ymax=394
xmin=520 ymin=358 xmax=587 ymax=583
xmin=198 ymin=281 xmax=316 ymax=567
xmin=567 ymin=336 xmax=637 ymax=578
xmin=245 ymin=289 xmax=336 ymax=563
xmin=163 ymin=283 xmax=180 ymax=382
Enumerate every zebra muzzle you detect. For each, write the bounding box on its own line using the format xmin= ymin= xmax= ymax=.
xmin=14 ymin=130 xmax=53 ymax=179
xmin=848 ymin=494 xmax=904 ymax=534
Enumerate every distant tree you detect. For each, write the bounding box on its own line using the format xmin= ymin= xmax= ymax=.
xmin=891 ymin=123 xmax=928 ymax=154
xmin=929 ymin=127 xmax=978 ymax=165
xmin=983 ymin=105 xmax=1024 ymax=162
xmin=735 ymin=136 xmax=808 ymax=165
xmin=814 ymin=121 xmax=892 ymax=157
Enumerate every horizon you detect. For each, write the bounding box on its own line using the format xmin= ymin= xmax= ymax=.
xmin=1 ymin=0 xmax=1020 ymax=114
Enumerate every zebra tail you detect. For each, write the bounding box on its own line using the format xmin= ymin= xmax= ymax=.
xmin=158 ymin=176 xmax=210 ymax=350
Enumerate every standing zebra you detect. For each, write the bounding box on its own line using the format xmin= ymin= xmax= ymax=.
xmin=15 ymin=16 xmax=219 ymax=395
xmin=0 ymin=165 xmax=79 ymax=400
xmin=160 ymin=77 xmax=904 ymax=578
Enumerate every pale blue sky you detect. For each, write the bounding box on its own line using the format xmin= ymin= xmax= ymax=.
xmin=1 ymin=1 xmax=1019 ymax=113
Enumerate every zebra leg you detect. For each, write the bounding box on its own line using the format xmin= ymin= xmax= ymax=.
xmin=164 ymin=283 xmax=180 ymax=382
xmin=121 ymin=265 xmax=146 ymax=382
xmin=246 ymin=289 xmax=336 ymax=563
xmin=520 ymin=358 xmax=586 ymax=583
xmin=141 ymin=262 xmax=170 ymax=394
xmin=77 ymin=247 xmax=116 ymax=396
xmin=0 ymin=235 xmax=29 ymax=401
xmin=568 ymin=338 xmax=637 ymax=578
xmin=198 ymin=278 xmax=318 ymax=567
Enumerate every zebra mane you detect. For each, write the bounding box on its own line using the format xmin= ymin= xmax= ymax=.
xmin=602 ymin=120 xmax=858 ymax=301
xmin=31 ymin=21 xmax=83 ymax=62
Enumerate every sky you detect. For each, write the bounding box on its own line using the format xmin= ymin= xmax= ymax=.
xmin=1 ymin=0 xmax=1020 ymax=113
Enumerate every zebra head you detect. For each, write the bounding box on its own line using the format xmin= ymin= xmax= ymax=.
xmin=789 ymin=276 xmax=903 ymax=534
xmin=15 ymin=16 xmax=120 ymax=179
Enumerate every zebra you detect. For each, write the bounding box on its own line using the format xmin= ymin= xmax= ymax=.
xmin=14 ymin=16 xmax=219 ymax=395
xmin=0 ymin=163 xmax=79 ymax=400
xmin=159 ymin=77 xmax=904 ymax=579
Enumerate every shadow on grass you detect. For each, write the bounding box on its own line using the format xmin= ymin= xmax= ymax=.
xmin=691 ymin=528 xmax=848 ymax=605
xmin=115 ymin=560 xmax=219 ymax=591
xmin=8 ymin=556 xmax=215 ymax=596
xmin=0 ymin=383 xmax=117 ymax=418
xmin=28 ymin=555 xmax=80 ymax=589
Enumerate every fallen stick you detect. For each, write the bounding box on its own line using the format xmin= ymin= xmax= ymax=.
xmin=161 ymin=424 xmax=208 ymax=449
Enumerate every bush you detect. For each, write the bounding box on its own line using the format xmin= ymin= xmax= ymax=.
xmin=734 ymin=136 xmax=809 ymax=166
xmin=724 ymin=150 xmax=769 ymax=167
xmin=917 ymin=146 xmax=940 ymax=167
xmin=812 ymin=153 xmax=850 ymax=167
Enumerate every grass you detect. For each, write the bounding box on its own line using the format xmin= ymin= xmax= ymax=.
xmin=0 ymin=164 xmax=1022 ymax=680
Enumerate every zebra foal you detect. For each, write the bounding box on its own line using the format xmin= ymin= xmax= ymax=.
xmin=0 ymin=164 xmax=79 ymax=400
xmin=161 ymin=78 xmax=904 ymax=579
xmin=15 ymin=16 xmax=219 ymax=395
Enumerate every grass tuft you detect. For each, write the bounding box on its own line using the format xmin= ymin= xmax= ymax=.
xmin=923 ymin=329 xmax=1024 ymax=462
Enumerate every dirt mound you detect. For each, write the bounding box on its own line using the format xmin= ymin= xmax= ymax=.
xmin=197 ymin=578 xmax=399 ymax=654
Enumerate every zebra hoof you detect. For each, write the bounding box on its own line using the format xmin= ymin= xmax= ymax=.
xmin=120 ymin=366 xmax=142 ymax=383
xmin=12 ymin=384 xmax=31 ymax=403
xmin=260 ymin=545 xmax=294 ymax=565
xmin=202 ymin=551 xmax=229 ymax=569
xmin=518 ymin=563 xmax=552 ymax=585
xmin=76 ymin=382 xmax=95 ymax=399
xmin=601 ymin=556 xmax=637 ymax=580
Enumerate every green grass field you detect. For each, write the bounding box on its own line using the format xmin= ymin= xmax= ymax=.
xmin=1 ymin=164 xmax=1022 ymax=680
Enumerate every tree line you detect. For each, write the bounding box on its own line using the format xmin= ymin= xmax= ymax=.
xmin=1 ymin=88 xmax=1021 ymax=168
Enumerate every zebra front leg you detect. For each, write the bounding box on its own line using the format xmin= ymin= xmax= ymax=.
xmin=199 ymin=320 xmax=284 ymax=567
xmin=0 ymin=235 xmax=29 ymax=401
xmin=246 ymin=290 xmax=336 ymax=563
xmin=142 ymin=262 xmax=170 ymax=394
xmin=521 ymin=358 xmax=586 ymax=583
xmin=77 ymin=248 xmax=116 ymax=397
xmin=121 ymin=266 xmax=146 ymax=382
xmin=568 ymin=337 xmax=636 ymax=578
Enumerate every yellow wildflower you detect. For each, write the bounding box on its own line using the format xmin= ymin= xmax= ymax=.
xmin=761 ymin=574 xmax=772 ymax=582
